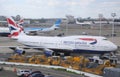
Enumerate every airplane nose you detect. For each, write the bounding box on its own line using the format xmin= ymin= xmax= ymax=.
xmin=106 ymin=41 xmax=118 ymax=51
xmin=111 ymin=44 xmax=118 ymax=51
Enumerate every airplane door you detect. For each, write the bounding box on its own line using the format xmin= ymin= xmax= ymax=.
xmin=75 ymin=40 xmax=80 ymax=49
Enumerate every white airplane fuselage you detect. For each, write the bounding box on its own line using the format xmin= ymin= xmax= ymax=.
xmin=0 ymin=27 xmax=9 ymax=32
xmin=17 ymin=34 xmax=117 ymax=54
xmin=0 ymin=27 xmax=10 ymax=36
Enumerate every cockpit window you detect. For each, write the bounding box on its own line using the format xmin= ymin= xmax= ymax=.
xmin=103 ymin=39 xmax=107 ymax=40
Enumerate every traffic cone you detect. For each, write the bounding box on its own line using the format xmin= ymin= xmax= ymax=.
xmin=13 ymin=68 xmax=17 ymax=72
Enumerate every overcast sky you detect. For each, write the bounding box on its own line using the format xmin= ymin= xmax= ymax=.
xmin=0 ymin=0 xmax=120 ymax=18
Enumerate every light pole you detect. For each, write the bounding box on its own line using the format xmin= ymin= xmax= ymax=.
xmin=111 ymin=13 xmax=116 ymax=39
xmin=66 ymin=19 xmax=68 ymax=35
xmin=65 ymin=15 xmax=71 ymax=35
xmin=99 ymin=14 xmax=103 ymax=36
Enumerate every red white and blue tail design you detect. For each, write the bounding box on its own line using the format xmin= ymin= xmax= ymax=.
xmin=17 ymin=18 xmax=24 ymax=27
xmin=6 ymin=17 xmax=23 ymax=39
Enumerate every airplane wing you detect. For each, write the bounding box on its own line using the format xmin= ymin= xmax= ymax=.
xmin=0 ymin=45 xmax=72 ymax=56
xmin=0 ymin=46 xmax=46 ymax=55
xmin=0 ymin=46 xmax=45 ymax=49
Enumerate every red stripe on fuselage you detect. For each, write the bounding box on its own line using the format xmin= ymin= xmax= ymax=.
xmin=79 ymin=38 xmax=96 ymax=41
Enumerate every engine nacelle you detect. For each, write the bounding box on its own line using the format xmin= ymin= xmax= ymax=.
xmin=25 ymin=31 xmax=38 ymax=35
xmin=25 ymin=31 xmax=30 ymax=35
xmin=44 ymin=49 xmax=54 ymax=57
xmin=14 ymin=47 xmax=25 ymax=55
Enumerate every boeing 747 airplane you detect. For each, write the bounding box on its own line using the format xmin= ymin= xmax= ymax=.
xmin=5 ymin=17 xmax=118 ymax=56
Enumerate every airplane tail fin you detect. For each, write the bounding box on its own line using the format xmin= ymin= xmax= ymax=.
xmin=50 ymin=19 xmax=61 ymax=30
xmin=17 ymin=18 xmax=24 ymax=26
xmin=6 ymin=17 xmax=24 ymax=39
xmin=54 ymin=19 xmax=61 ymax=28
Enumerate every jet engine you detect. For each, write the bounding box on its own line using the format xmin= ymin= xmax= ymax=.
xmin=44 ymin=49 xmax=54 ymax=57
xmin=14 ymin=47 xmax=25 ymax=55
xmin=14 ymin=49 xmax=25 ymax=55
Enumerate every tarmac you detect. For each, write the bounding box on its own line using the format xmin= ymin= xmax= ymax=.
xmin=0 ymin=64 xmax=83 ymax=77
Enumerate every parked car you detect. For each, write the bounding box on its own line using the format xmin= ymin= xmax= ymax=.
xmin=17 ymin=69 xmax=31 ymax=77
xmin=27 ymin=71 xmax=45 ymax=77
xmin=0 ymin=67 xmax=3 ymax=71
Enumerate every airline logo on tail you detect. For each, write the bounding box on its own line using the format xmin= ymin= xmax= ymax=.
xmin=17 ymin=18 xmax=24 ymax=26
xmin=54 ymin=19 xmax=61 ymax=27
xmin=7 ymin=17 xmax=23 ymax=39
xmin=51 ymin=19 xmax=61 ymax=30
xmin=79 ymin=38 xmax=97 ymax=45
